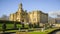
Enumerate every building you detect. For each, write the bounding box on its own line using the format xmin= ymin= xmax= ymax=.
xmin=9 ymin=3 xmax=28 ymax=23
xmin=28 ymin=10 xmax=48 ymax=24
xmin=48 ymin=17 xmax=56 ymax=24
xmin=9 ymin=3 xmax=48 ymax=24
xmin=55 ymin=17 xmax=60 ymax=24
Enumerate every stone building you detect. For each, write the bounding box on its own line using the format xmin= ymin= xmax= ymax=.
xmin=9 ymin=3 xmax=48 ymax=24
xmin=48 ymin=17 xmax=56 ymax=24
xmin=9 ymin=14 xmax=14 ymax=21
xmin=9 ymin=3 xmax=28 ymax=23
xmin=55 ymin=17 xmax=60 ymax=24
xmin=28 ymin=10 xmax=48 ymax=24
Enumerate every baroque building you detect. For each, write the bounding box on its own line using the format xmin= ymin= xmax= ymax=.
xmin=48 ymin=17 xmax=55 ymax=24
xmin=9 ymin=3 xmax=28 ymax=23
xmin=28 ymin=10 xmax=48 ymax=24
xmin=9 ymin=3 xmax=48 ymax=24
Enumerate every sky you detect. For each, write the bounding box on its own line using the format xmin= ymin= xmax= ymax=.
xmin=0 ymin=0 xmax=60 ymax=18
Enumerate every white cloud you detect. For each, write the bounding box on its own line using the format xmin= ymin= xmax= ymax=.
xmin=48 ymin=10 xmax=60 ymax=18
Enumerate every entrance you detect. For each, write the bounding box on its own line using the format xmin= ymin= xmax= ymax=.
xmin=22 ymin=20 xmax=24 ymax=22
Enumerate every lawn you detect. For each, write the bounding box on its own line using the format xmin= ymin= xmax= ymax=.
xmin=28 ymin=32 xmax=47 ymax=34
xmin=16 ymin=28 xmax=57 ymax=34
xmin=6 ymin=24 xmax=22 ymax=29
xmin=17 ymin=24 xmax=22 ymax=28
xmin=0 ymin=23 xmax=29 ymax=30
xmin=30 ymin=28 xmax=57 ymax=34
xmin=0 ymin=24 xmax=14 ymax=29
xmin=0 ymin=23 xmax=58 ymax=34
xmin=3 ymin=28 xmax=57 ymax=34
xmin=0 ymin=23 xmax=22 ymax=31
xmin=0 ymin=24 xmax=2 ymax=30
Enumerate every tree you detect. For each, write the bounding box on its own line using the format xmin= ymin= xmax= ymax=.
xmin=0 ymin=15 xmax=9 ymax=20
xmin=37 ymin=22 xmax=40 ymax=28
xmin=14 ymin=22 xmax=17 ymax=29
xmin=33 ymin=23 xmax=37 ymax=28
xmin=33 ymin=23 xmax=40 ymax=28
xmin=29 ymin=23 xmax=33 ymax=28
xmin=2 ymin=23 xmax=6 ymax=33
xmin=22 ymin=23 xmax=24 ymax=28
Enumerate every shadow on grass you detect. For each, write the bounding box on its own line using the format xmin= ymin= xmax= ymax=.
xmin=0 ymin=32 xmax=15 ymax=34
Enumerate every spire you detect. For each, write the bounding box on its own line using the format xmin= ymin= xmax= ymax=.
xmin=19 ymin=3 xmax=22 ymax=9
xmin=18 ymin=0 xmax=23 ymax=12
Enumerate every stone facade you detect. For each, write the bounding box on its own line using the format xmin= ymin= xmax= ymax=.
xmin=9 ymin=3 xmax=48 ymax=24
xmin=48 ymin=17 xmax=55 ymax=24
xmin=9 ymin=14 xmax=14 ymax=21
xmin=9 ymin=3 xmax=29 ymax=23
xmin=28 ymin=10 xmax=48 ymax=24
xmin=55 ymin=17 xmax=60 ymax=24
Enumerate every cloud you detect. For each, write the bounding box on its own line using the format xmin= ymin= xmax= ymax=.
xmin=48 ymin=10 xmax=60 ymax=18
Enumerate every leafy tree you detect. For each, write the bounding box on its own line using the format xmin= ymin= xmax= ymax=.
xmin=22 ymin=23 xmax=24 ymax=28
xmin=29 ymin=23 xmax=33 ymax=28
xmin=33 ymin=23 xmax=37 ymax=28
xmin=33 ymin=23 xmax=40 ymax=28
xmin=2 ymin=23 xmax=6 ymax=32
xmin=37 ymin=22 xmax=40 ymax=28
xmin=14 ymin=22 xmax=17 ymax=29
xmin=0 ymin=15 xmax=9 ymax=20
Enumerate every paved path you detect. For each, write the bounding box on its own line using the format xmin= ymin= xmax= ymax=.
xmin=49 ymin=29 xmax=60 ymax=34
xmin=52 ymin=31 xmax=60 ymax=34
xmin=55 ymin=31 xmax=60 ymax=34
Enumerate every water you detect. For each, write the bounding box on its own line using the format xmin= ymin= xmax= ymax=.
xmin=0 ymin=32 xmax=16 ymax=34
xmin=53 ymin=31 xmax=60 ymax=34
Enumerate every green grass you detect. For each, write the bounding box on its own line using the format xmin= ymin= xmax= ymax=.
xmin=28 ymin=32 xmax=47 ymax=34
xmin=28 ymin=28 xmax=57 ymax=34
xmin=0 ymin=23 xmax=22 ymax=30
xmin=0 ymin=23 xmax=58 ymax=34
xmin=5 ymin=28 xmax=57 ymax=34
xmin=17 ymin=24 xmax=22 ymax=28
xmin=6 ymin=24 xmax=14 ymax=29
xmin=0 ymin=24 xmax=2 ymax=30
xmin=6 ymin=30 xmax=18 ymax=32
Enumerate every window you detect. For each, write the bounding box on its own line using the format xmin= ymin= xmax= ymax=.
xmin=33 ymin=18 xmax=36 ymax=21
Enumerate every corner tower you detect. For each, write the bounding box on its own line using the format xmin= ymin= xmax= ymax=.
xmin=19 ymin=3 xmax=22 ymax=10
xmin=18 ymin=3 xmax=23 ymax=12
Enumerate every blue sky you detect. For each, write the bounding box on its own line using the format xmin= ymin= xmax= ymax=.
xmin=0 ymin=0 xmax=60 ymax=17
